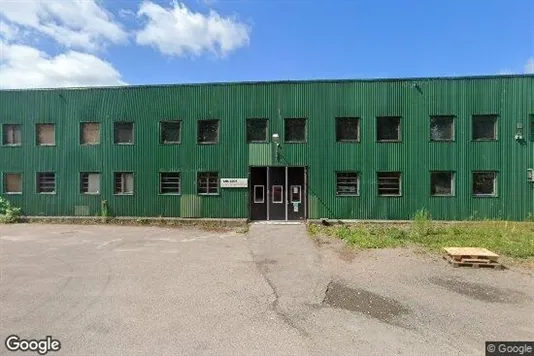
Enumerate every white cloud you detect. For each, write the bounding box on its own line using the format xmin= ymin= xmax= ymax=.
xmin=0 ymin=20 xmax=18 ymax=40
xmin=0 ymin=40 xmax=125 ymax=89
xmin=136 ymin=1 xmax=250 ymax=57
xmin=525 ymin=57 xmax=534 ymax=74
xmin=0 ymin=0 xmax=127 ymax=52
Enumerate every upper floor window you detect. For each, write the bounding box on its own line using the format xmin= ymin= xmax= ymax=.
xmin=160 ymin=121 xmax=181 ymax=144
xmin=247 ymin=119 xmax=268 ymax=143
xmin=36 ymin=123 xmax=55 ymax=146
xmin=472 ymin=115 xmax=497 ymax=141
xmin=284 ymin=118 xmax=307 ymax=143
xmin=198 ymin=120 xmax=219 ymax=144
xmin=377 ymin=116 xmax=401 ymax=142
xmin=430 ymin=116 xmax=454 ymax=141
xmin=2 ymin=124 xmax=22 ymax=146
xmin=336 ymin=117 xmax=360 ymax=142
xmin=114 ymin=122 xmax=134 ymax=144
xmin=80 ymin=122 xmax=101 ymax=145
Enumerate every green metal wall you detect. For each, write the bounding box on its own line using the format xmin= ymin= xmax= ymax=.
xmin=1 ymin=75 xmax=533 ymax=220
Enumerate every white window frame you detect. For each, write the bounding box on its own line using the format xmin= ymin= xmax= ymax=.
xmin=272 ymin=185 xmax=284 ymax=203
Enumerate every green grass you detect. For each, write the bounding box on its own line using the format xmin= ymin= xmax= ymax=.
xmin=308 ymin=219 xmax=534 ymax=260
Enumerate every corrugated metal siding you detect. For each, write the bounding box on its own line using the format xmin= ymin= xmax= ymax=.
xmin=1 ymin=76 xmax=533 ymax=220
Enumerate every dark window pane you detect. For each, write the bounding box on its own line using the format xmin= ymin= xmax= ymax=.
xmin=472 ymin=115 xmax=497 ymax=140
xmin=247 ymin=119 xmax=268 ymax=142
xmin=161 ymin=121 xmax=181 ymax=144
xmin=197 ymin=172 xmax=219 ymax=194
xmin=272 ymin=185 xmax=283 ymax=203
xmin=431 ymin=172 xmax=453 ymax=196
xmin=284 ymin=118 xmax=306 ymax=142
xmin=160 ymin=173 xmax=181 ymax=194
xmin=114 ymin=122 xmax=134 ymax=144
xmin=37 ymin=172 xmax=56 ymax=193
xmin=377 ymin=172 xmax=401 ymax=196
xmin=377 ymin=117 xmax=401 ymax=141
xmin=336 ymin=172 xmax=359 ymax=195
xmin=473 ymin=172 xmax=496 ymax=195
xmin=430 ymin=116 xmax=454 ymax=141
xmin=336 ymin=118 xmax=360 ymax=142
xmin=198 ymin=120 xmax=219 ymax=143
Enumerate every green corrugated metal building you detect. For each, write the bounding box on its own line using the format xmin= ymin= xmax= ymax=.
xmin=1 ymin=74 xmax=534 ymax=221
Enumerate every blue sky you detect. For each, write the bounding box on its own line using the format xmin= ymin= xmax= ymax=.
xmin=0 ymin=0 xmax=533 ymax=89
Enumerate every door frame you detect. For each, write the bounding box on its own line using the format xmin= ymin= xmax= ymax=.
xmin=248 ymin=165 xmax=308 ymax=221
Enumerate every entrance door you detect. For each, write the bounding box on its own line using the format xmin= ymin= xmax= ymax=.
xmin=287 ymin=167 xmax=306 ymax=220
xmin=268 ymin=167 xmax=286 ymax=220
xmin=250 ymin=167 xmax=267 ymax=220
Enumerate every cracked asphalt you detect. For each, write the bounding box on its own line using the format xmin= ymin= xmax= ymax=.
xmin=1 ymin=223 xmax=533 ymax=356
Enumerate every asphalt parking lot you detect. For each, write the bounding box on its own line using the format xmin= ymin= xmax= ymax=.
xmin=1 ymin=223 xmax=533 ymax=356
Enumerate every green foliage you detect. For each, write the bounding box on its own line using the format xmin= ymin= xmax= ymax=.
xmin=526 ymin=212 xmax=534 ymax=222
xmin=411 ymin=208 xmax=433 ymax=238
xmin=309 ymin=210 xmax=534 ymax=259
xmin=0 ymin=196 xmax=22 ymax=223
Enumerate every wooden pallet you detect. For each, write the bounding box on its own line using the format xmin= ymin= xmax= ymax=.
xmin=442 ymin=247 xmax=503 ymax=269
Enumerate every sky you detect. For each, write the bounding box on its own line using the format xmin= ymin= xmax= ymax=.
xmin=0 ymin=0 xmax=533 ymax=89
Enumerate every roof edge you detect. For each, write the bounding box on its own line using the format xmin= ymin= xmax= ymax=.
xmin=1 ymin=73 xmax=534 ymax=92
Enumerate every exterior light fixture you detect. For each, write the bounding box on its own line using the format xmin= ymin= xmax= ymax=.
xmin=272 ymin=133 xmax=281 ymax=162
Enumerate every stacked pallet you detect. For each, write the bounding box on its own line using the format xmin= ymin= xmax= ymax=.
xmin=443 ymin=247 xmax=503 ymax=269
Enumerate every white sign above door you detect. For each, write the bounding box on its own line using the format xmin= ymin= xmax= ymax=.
xmin=220 ymin=178 xmax=248 ymax=188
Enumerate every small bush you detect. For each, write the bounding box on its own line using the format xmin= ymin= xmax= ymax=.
xmin=0 ymin=196 xmax=22 ymax=223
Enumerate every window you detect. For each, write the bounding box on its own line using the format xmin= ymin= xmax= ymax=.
xmin=336 ymin=117 xmax=360 ymax=142
xmin=247 ymin=119 xmax=268 ymax=143
xmin=160 ymin=121 xmax=181 ymax=144
xmin=284 ymin=118 xmax=307 ymax=143
xmin=473 ymin=171 xmax=497 ymax=196
xmin=377 ymin=172 xmax=401 ymax=196
xmin=272 ymin=185 xmax=283 ymax=203
xmin=254 ymin=185 xmax=265 ymax=203
xmin=198 ymin=120 xmax=219 ymax=144
xmin=114 ymin=122 xmax=134 ymax=144
xmin=3 ymin=173 xmax=22 ymax=194
xmin=336 ymin=172 xmax=360 ymax=195
xmin=80 ymin=173 xmax=100 ymax=194
xmin=80 ymin=122 xmax=100 ymax=145
xmin=197 ymin=172 xmax=219 ymax=194
xmin=377 ymin=116 xmax=401 ymax=142
xmin=114 ymin=172 xmax=134 ymax=194
xmin=36 ymin=124 xmax=55 ymax=145
xmin=2 ymin=124 xmax=21 ymax=145
xmin=160 ymin=172 xmax=181 ymax=194
xmin=472 ymin=115 xmax=497 ymax=140
xmin=430 ymin=171 xmax=454 ymax=196
xmin=37 ymin=172 xmax=56 ymax=193
xmin=430 ymin=116 xmax=454 ymax=141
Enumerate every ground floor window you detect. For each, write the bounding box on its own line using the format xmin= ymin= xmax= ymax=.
xmin=336 ymin=172 xmax=360 ymax=195
xmin=81 ymin=173 xmax=101 ymax=194
xmin=37 ymin=172 xmax=56 ymax=193
xmin=160 ymin=172 xmax=181 ymax=194
xmin=114 ymin=172 xmax=134 ymax=194
xmin=430 ymin=171 xmax=454 ymax=196
xmin=4 ymin=173 xmax=22 ymax=193
xmin=377 ymin=172 xmax=401 ymax=196
xmin=197 ymin=172 xmax=219 ymax=195
xmin=473 ymin=171 xmax=497 ymax=196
